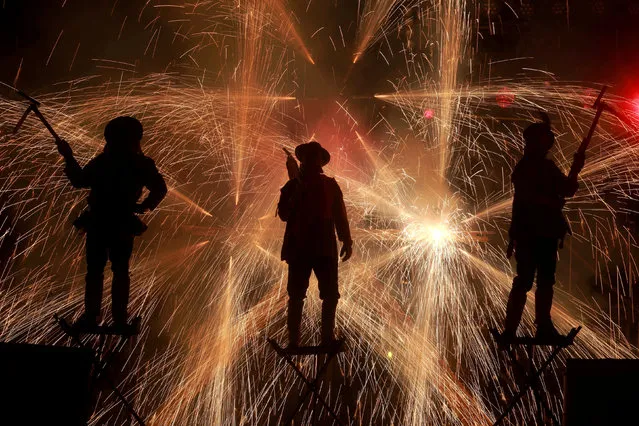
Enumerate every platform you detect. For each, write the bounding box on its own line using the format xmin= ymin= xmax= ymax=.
xmin=267 ymin=337 xmax=346 ymax=426
xmin=490 ymin=326 xmax=582 ymax=426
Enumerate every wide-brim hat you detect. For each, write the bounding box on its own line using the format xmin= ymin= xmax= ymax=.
xmin=295 ymin=141 xmax=330 ymax=166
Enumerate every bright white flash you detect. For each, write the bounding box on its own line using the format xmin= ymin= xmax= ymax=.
xmin=402 ymin=221 xmax=454 ymax=247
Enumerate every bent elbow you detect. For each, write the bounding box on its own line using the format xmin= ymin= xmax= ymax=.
xmin=565 ymin=183 xmax=579 ymax=198
xmin=67 ymin=176 xmax=86 ymax=189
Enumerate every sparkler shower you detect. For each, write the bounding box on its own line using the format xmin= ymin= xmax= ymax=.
xmin=1 ymin=1 xmax=639 ymax=424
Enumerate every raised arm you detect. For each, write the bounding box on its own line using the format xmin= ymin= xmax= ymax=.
xmin=57 ymin=139 xmax=92 ymax=189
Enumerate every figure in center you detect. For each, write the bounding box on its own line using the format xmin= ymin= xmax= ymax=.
xmin=277 ymin=141 xmax=353 ymax=348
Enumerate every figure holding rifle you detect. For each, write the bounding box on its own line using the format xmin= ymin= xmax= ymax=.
xmin=277 ymin=141 xmax=352 ymax=348
xmin=501 ymin=111 xmax=587 ymax=342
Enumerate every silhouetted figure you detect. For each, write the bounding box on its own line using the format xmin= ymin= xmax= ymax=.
xmin=503 ymin=114 xmax=585 ymax=340
xmin=57 ymin=116 xmax=167 ymax=328
xmin=278 ymin=141 xmax=352 ymax=347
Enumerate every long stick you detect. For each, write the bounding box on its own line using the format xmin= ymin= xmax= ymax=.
xmin=1 ymin=81 xmax=61 ymax=142
xmin=577 ymin=86 xmax=607 ymax=155
xmin=568 ymin=86 xmax=607 ymax=181
xmin=31 ymin=104 xmax=61 ymax=142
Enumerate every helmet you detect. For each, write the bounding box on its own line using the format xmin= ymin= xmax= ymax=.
xmin=523 ymin=111 xmax=554 ymax=156
xmin=104 ymin=116 xmax=143 ymax=154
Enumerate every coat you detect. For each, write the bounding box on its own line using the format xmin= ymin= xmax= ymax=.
xmin=509 ymin=156 xmax=578 ymax=241
xmin=64 ymin=151 xmax=167 ymax=235
xmin=278 ymin=172 xmax=351 ymax=262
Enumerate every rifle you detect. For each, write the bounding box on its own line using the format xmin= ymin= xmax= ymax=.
xmin=568 ymin=85 xmax=607 ymax=180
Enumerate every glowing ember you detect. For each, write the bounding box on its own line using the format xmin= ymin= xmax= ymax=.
xmin=496 ymin=88 xmax=515 ymax=108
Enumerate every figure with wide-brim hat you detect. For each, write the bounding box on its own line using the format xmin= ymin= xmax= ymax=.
xmin=278 ymin=141 xmax=353 ymax=347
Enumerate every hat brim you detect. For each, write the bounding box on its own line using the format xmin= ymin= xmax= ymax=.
xmin=295 ymin=143 xmax=330 ymax=166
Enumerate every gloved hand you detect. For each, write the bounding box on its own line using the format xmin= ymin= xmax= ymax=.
xmin=55 ymin=139 xmax=73 ymax=158
xmin=340 ymin=243 xmax=353 ymax=262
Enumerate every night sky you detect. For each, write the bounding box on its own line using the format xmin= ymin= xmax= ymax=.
xmin=3 ymin=1 xmax=639 ymax=94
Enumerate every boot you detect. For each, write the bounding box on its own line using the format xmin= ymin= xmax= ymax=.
xmin=321 ymin=300 xmax=338 ymax=346
xmin=287 ymin=299 xmax=304 ymax=348
xmin=535 ymin=321 xmax=563 ymax=343
xmin=504 ymin=288 xmax=527 ymax=336
xmin=73 ymin=312 xmax=98 ymax=330
xmin=111 ymin=270 xmax=131 ymax=328
xmin=534 ymin=285 xmax=554 ymax=330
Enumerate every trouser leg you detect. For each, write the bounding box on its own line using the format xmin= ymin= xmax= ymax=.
xmin=314 ymin=256 xmax=340 ymax=344
xmin=286 ymin=260 xmax=312 ymax=346
xmin=287 ymin=299 xmax=304 ymax=347
xmin=85 ymin=232 xmax=108 ymax=319
xmin=504 ymin=241 xmax=535 ymax=333
xmin=321 ymin=299 xmax=338 ymax=344
xmin=109 ymin=234 xmax=134 ymax=324
xmin=535 ymin=238 xmax=558 ymax=326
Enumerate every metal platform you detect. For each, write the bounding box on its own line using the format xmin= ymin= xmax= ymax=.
xmin=267 ymin=338 xmax=346 ymax=426
xmin=54 ymin=314 xmax=146 ymax=426
xmin=489 ymin=326 xmax=582 ymax=426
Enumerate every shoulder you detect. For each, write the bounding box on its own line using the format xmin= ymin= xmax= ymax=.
xmin=86 ymin=153 xmax=105 ymax=169
xmin=543 ymin=158 xmax=559 ymax=168
xmin=321 ymin=174 xmax=339 ymax=185
xmin=281 ymin=179 xmax=298 ymax=191
xmin=543 ymin=158 xmax=564 ymax=175
xmin=92 ymin=152 xmax=107 ymax=162
xmin=322 ymin=175 xmax=344 ymax=194
xmin=511 ymin=161 xmax=522 ymax=183
xmin=139 ymin=155 xmax=160 ymax=172
xmin=140 ymin=155 xmax=156 ymax=166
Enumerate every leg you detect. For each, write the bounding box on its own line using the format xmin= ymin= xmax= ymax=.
xmin=85 ymin=232 xmax=108 ymax=321
xmin=535 ymin=238 xmax=558 ymax=328
xmin=504 ymin=241 xmax=535 ymax=334
xmin=287 ymin=259 xmax=312 ymax=347
xmin=109 ymin=233 xmax=135 ymax=325
xmin=314 ymin=256 xmax=340 ymax=344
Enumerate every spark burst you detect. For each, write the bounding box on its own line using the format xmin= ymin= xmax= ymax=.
xmin=1 ymin=1 xmax=639 ymax=425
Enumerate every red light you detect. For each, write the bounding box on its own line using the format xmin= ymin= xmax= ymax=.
xmin=423 ymin=109 xmax=434 ymax=119
xmin=496 ymin=88 xmax=515 ymax=108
